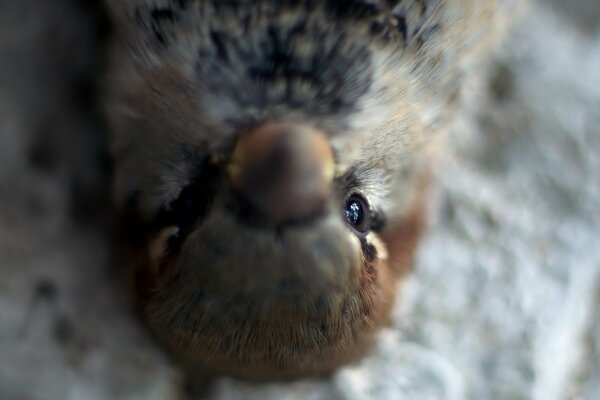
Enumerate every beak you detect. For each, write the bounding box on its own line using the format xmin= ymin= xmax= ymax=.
xmin=227 ymin=123 xmax=335 ymax=224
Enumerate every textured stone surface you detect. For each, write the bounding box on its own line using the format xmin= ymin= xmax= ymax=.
xmin=1 ymin=1 xmax=599 ymax=399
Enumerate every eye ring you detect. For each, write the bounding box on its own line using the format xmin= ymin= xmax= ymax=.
xmin=344 ymin=194 xmax=371 ymax=233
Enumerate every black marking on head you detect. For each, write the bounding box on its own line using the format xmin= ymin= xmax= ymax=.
xmin=151 ymin=8 xmax=176 ymax=24
xmin=370 ymin=20 xmax=386 ymax=35
xmin=210 ymin=30 xmax=230 ymax=62
xmin=175 ymin=0 xmax=193 ymax=8
xmin=136 ymin=1 xmax=193 ymax=46
xmin=396 ymin=15 xmax=408 ymax=40
xmin=248 ymin=25 xmax=295 ymax=83
xmin=338 ymin=167 xmax=364 ymax=193
xmin=386 ymin=0 xmax=402 ymax=6
xmin=150 ymin=7 xmax=178 ymax=45
xmin=195 ymin=17 xmax=374 ymax=118
xmin=324 ymin=0 xmax=383 ymax=19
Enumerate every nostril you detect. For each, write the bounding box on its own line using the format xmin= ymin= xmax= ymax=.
xmin=228 ymin=123 xmax=334 ymax=224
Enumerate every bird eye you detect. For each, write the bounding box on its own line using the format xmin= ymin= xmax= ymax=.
xmin=344 ymin=194 xmax=370 ymax=233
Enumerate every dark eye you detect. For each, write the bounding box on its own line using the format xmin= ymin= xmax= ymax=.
xmin=344 ymin=195 xmax=370 ymax=233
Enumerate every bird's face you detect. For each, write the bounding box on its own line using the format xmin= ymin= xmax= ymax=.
xmin=125 ymin=119 xmax=411 ymax=378
xmin=107 ymin=1 xmax=437 ymax=378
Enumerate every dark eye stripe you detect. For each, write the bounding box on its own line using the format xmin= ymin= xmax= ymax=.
xmin=154 ymin=160 xmax=222 ymax=255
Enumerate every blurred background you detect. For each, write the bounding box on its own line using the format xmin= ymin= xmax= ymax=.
xmin=0 ymin=1 xmax=599 ymax=399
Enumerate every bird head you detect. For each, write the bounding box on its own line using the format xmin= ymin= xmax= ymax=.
xmin=120 ymin=119 xmax=413 ymax=379
xmin=105 ymin=0 xmax=440 ymax=379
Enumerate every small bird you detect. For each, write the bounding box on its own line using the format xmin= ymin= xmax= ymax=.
xmin=104 ymin=0 xmax=515 ymax=380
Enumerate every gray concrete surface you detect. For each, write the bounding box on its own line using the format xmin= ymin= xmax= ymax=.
xmin=1 ymin=1 xmax=599 ymax=399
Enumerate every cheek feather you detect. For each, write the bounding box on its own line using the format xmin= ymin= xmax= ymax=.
xmin=381 ymin=185 xmax=428 ymax=276
xmin=348 ymin=230 xmax=363 ymax=256
xmin=369 ymin=234 xmax=389 ymax=261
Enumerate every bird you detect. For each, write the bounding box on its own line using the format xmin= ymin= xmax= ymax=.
xmin=103 ymin=0 xmax=518 ymax=380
